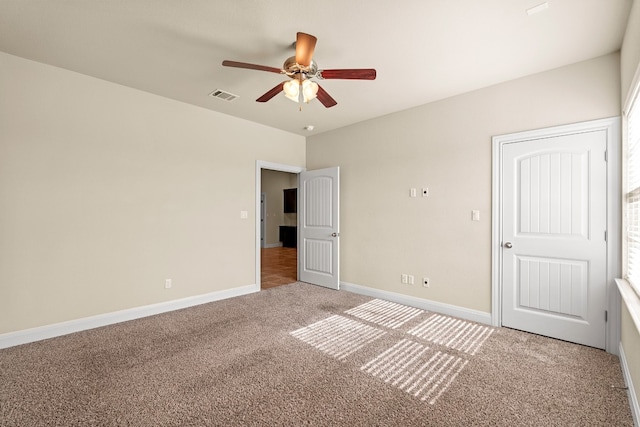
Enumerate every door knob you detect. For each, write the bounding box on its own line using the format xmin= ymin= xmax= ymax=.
xmin=331 ymin=232 xmax=339 ymax=237
xmin=504 ymin=242 xmax=513 ymax=248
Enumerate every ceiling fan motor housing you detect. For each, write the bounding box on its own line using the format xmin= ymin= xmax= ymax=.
xmin=283 ymin=56 xmax=318 ymax=79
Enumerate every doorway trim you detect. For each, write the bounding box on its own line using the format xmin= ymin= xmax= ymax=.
xmin=255 ymin=161 xmax=305 ymax=291
xmin=491 ymin=117 xmax=621 ymax=354
xmin=260 ymin=192 xmax=266 ymax=249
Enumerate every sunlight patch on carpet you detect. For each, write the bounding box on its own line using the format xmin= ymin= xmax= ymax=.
xmin=292 ymin=301 xmax=492 ymax=405
xmin=290 ymin=315 xmax=386 ymax=360
xmin=407 ymin=314 xmax=494 ymax=355
xmin=361 ymin=338 xmax=468 ymax=404
xmin=345 ymin=299 xmax=424 ymax=329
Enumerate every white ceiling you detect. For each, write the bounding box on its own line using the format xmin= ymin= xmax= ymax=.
xmin=0 ymin=0 xmax=633 ymax=136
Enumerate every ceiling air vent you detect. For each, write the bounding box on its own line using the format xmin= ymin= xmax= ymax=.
xmin=209 ymin=89 xmax=239 ymax=102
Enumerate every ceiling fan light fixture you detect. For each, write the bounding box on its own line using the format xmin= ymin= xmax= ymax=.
xmin=302 ymin=80 xmax=318 ymax=102
xmin=283 ymin=79 xmax=318 ymax=104
xmin=283 ymin=80 xmax=299 ymax=102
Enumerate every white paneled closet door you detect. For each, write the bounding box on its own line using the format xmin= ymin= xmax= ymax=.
xmin=299 ymin=167 xmax=340 ymax=290
xmin=502 ymin=130 xmax=607 ymax=349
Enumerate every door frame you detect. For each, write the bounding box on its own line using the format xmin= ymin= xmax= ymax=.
xmin=255 ymin=161 xmax=305 ymax=291
xmin=491 ymin=117 xmax=621 ymax=354
xmin=260 ymin=192 xmax=266 ymax=249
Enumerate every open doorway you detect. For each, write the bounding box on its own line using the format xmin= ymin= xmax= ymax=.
xmin=261 ymin=169 xmax=298 ymax=289
xmin=256 ymin=161 xmax=305 ymax=291
xmin=256 ymin=161 xmax=340 ymax=291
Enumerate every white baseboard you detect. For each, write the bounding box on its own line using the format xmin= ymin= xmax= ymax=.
xmin=264 ymin=242 xmax=283 ymax=248
xmin=0 ymin=284 xmax=258 ymax=350
xmin=619 ymin=342 xmax=640 ymax=427
xmin=340 ymin=281 xmax=492 ymax=325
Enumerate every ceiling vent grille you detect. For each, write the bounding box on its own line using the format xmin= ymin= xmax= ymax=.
xmin=209 ymin=89 xmax=239 ymax=102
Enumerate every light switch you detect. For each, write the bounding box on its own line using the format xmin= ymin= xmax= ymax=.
xmin=472 ymin=210 xmax=480 ymax=221
xmin=410 ymin=188 xmax=417 ymax=198
xmin=240 ymin=210 xmax=249 ymax=219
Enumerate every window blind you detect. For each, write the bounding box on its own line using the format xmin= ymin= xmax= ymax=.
xmin=626 ymin=93 xmax=640 ymax=295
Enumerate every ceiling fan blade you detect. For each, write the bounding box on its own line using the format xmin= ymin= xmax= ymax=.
xmin=256 ymin=82 xmax=285 ymax=103
xmin=319 ymin=69 xmax=377 ymax=80
xmin=295 ymin=32 xmax=317 ymax=67
xmin=316 ymin=84 xmax=337 ymax=108
xmin=222 ymin=60 xmax=283 ymax=74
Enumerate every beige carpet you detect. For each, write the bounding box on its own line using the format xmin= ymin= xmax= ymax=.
xmin=0 ymin=282 xmax=633 ymax=426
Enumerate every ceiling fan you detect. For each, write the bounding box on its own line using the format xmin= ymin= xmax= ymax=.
xmin=222 ymin=32 xmax=376 ymax=108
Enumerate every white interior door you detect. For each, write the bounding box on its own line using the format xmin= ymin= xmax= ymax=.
xmin=502 ymin=130 xmax=607 ymax=349
xmin=299 ymin=167 xmax=340 ymax=290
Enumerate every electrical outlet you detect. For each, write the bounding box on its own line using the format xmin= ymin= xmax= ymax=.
xmin=165 ymin=279 xmax=172 ymax=289
xmin=401 ymin=274 xmax=408 ymax=284
xmin=423 ymin=277 xmax=430 ymax=288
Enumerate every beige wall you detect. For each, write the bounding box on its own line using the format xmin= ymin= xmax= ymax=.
xmin=261 ymin=170 xmax=297 ymax=246
xmin=307 ymin=52 xmax=621 ymax=314
xmin=621 ymin=0 xmax=640 ymax=412
xmin=0 ymin=52 xmax=305 ymax=334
